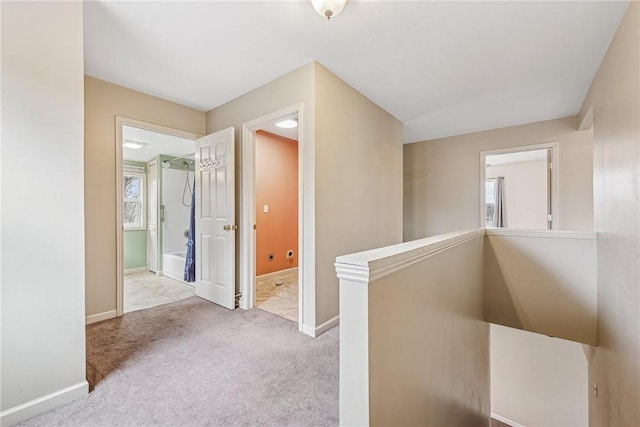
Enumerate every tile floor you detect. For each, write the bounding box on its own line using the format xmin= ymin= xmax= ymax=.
xmin=124 ymin=270 xmax=196 ymax=313
xmin=256 ymin=268 xmax=298 ymax=322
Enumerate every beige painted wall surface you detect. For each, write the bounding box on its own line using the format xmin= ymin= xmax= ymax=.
xmin=85 ymin=76 xmax=205 ymax=317
xmin=205 ymin=62 xmax=316 ymax=328
xmin=484 ymin=232 xmax=597 ymax=345
xmin=314 ymin=64 xmax=403 ymax=326
xmin=206 ymin=62 xmax=402 ymax=330
xmin=1 ymin=1 xmax=87 ymax=421
xmin=403 ymin=116 xmax=593 ymax=241
xmin=491 ymin=325 xmax=588 ymax=427
xmin=579 ymin=3 xmax=640 ymax=426
xmin=486 ymin=160 xmax=548 ymax=229
xmin=367 ymin=237 xmax=489 ymax=426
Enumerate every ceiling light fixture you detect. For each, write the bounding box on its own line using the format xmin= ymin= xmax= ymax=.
xmin=275 ymin=119 xmax=298 ymax=129
xmin=123 ymin=140 xmax=146 ymax=149
xmin=309 ymin=0 xmax=349 ymax=21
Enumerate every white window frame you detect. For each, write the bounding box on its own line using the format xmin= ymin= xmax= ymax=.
xmin=123 ymin=168 xmax=146 ymax=231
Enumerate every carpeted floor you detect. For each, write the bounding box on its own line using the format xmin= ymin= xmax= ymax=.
xmin=18 ymin=297 xmax=339 ymax=427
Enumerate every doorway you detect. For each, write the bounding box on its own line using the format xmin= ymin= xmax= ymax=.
xmin=240 ymin=105 xmax=304 ymax=330
xmin=481 ymin=143 xmax=558 ymax=230
xmin=116 ymin=118 xmax=200 ymax=315
xmin=254 ymin=128 xmax=299 ymax=321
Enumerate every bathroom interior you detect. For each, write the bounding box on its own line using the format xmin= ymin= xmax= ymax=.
xmin=253 ymin=116 xmax=300 ymax=322
xmin=122 ymin=125 xmax=197 ymax=313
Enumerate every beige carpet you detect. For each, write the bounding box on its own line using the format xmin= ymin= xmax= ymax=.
xmin=18 ymin=297 xmax=339 ymax=427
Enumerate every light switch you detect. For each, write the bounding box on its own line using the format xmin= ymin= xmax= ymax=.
xmin=263 ymin=205 xmax=269 ymax=213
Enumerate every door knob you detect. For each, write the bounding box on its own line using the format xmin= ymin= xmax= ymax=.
xmin=223 ymin=224 xmax=238 ymax=231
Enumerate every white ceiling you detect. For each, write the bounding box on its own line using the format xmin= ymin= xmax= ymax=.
xmin=123 ymin=126 xmax=194 ymax=163
xmin=84 ymin=1 xmax=627 ymax=143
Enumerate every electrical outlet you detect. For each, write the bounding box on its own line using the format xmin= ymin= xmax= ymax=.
xmin=268 ymin=253 xmax=274 ymax=262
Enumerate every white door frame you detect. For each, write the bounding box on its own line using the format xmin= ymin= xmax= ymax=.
xmin=240 ymin=104 xmax=305 ymax=332
xmin=479 ymin=142 xmax=559 ymax=230
xmin=115 ymin=116 xmax=201 ymax=316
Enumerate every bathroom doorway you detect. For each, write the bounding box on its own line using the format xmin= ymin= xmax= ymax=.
xmin=117 ymin=118 xmax=199 ymax=314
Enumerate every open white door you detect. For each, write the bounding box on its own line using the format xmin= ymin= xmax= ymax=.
xmin=195 ymin=127 xmax=236 ymax=310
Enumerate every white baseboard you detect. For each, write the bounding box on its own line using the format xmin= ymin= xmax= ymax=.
xmin=85 ymin=309 xmax=116 ymax=325
xmin=491 ymin=412 xmax=527 ymax=427
xmin=256 ymin=267 xmax=298 ymax=281
xmin=302 ymin=315 xmax=339 ymax=337
xmin=124 ymin=267 xmax=147 ymax=274
xmin=0 ymin=381 xmax=88 ymax=427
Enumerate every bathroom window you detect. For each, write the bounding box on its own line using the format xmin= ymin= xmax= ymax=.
xmin=123 ymin=171 xmax=146 ymax=230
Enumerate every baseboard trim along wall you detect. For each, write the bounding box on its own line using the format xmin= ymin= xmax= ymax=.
xmin=256 ymin=267 xmax=298 ymax=281
xmin=303 ymin=315 xmax=339 ymax=337
xmin=0 ymin=381 xmax=88 ymax=427
xmin=491 ymin=412 xmax=527 ymax=427
xmin=85 ymin=310 xmax=117 ymax=325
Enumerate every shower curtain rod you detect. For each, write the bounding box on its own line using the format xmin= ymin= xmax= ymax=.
xmin=164 ymin=153 xmax=195 ymax=163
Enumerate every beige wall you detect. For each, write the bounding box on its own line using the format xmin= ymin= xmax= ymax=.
xmin=1 ymin=2 xmax=88 ymax=423
xmin=579 ymin=3 xmax=640 ymax=426
xmin=484 ymin=230 xmax=597 ymax=345
xmin=85 ymin=76 xmax=205 ymax=317
xmin=205 ymin=62 xmax=317 ymax=329
xmin=369 ymin=240 xmax=487 ymax=426
xmin=484 ymin=230 xmax=595 ymax=426
xmin=486 ymin=160 xmax=548 ymax=229
xmin=337 ymin=231 xmax=489 ymax=426
xmin=404 ymin=116 xmax=594 ymax=240
xmin=314 ymin=64 xmax=403 ymax=326
xmin=491 ymin=325 xmax=588 ymax=427
xmin=206 ymin=62 xmax=403 ymax=332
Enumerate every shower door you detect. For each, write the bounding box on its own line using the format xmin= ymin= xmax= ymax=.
xmin=195 ymin=127 xmax=236 ymax=310
xmin=147 ymin=159 xmax=159 ymax=272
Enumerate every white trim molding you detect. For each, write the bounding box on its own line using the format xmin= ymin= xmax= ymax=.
xmin=0 ymin=381 xmax=88 ymax=427
xmin=303 ymin=315 xmax=340 ymax=337
xmin=335 ymin=229 xmax=484 ymax=284
xmin=336 ymin=228 xmax=597 ymax=285
xmin=85 ymin=310 xmax=117 ymax=325
xmin=491 ymin=412 xmax=527 ymax=427
xmin=485 ymin=228 xmax=597 ymax=240
xmin=255 ymin=267 xmax=298 ymax=281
